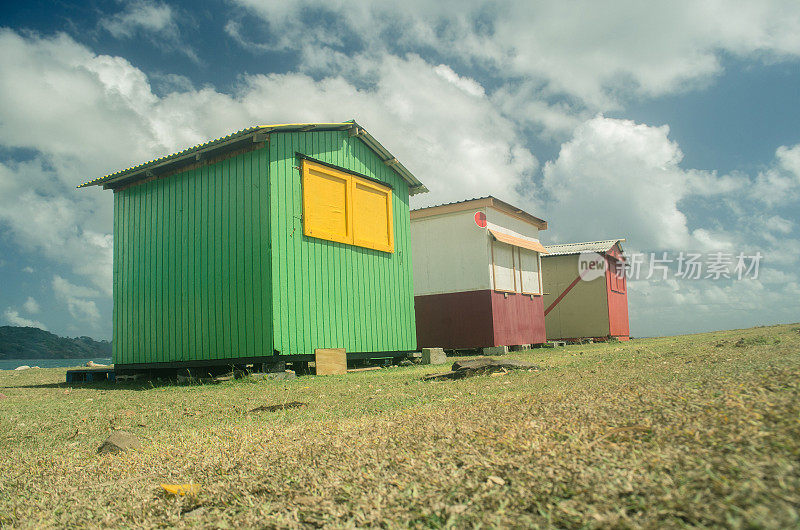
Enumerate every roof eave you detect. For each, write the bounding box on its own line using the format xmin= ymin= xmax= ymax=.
xmin=79 ymin=121 xmax=428 ymax=194
xmin=410 ymin=196 xmax=546 ymax=230
xmin=78 ymin=126 xmax=265 ymax=189
xmin=351 ymin=124 xmax=427 ymax=194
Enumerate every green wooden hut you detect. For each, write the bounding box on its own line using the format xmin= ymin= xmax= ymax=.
xmin=80 ymin=121 xmax=427 ymax=370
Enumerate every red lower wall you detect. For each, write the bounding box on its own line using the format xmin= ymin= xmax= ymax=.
xmin=415 ymin=290 xmax=546 ymax=349
xmin=491 ymin=291 xmax=546 ymax=346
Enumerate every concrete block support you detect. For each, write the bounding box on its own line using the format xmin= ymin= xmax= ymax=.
xmin=482 ymin=345 xmax=509 ymax=356
xmin=421 ymin=348 xmax=447 ymax=365
xmin=510 ymin=344 xmax=532 ymax=351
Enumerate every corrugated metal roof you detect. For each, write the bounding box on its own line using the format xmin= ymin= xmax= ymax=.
xmin=412 ymin=196 xmax=492 ymax=209
xmin=78 ymin=121 xmax=428 ymax=195
xmin=543 ymin=239 xmax=626 ymax=256
xmin=411 ymin=196 xmax=547 ymax=230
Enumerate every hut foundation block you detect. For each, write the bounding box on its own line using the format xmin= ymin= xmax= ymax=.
xmin=421 ymin=348 xmax=447 ymax=365
xmin=482 ymin=345 xmax=509 ymax=356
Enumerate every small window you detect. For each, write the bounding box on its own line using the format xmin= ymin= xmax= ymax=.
xmin=302 ymin=159 xmax=394 ymax=253
xmin=491 ymin=237 xmax=543 ymax=294
xmin=492 ymin=240 xmax=516 ymax=291
xmin=609 ymin=257 xmax=626 ymax=293
xmin=518 ymin=247 xmax=540 ymax=294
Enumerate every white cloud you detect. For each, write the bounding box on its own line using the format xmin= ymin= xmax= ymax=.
xmin=492 ymin=85 xmax=586 ymax=139
xmin=0 ymin=30 xmax=159 ymax=168
xmin=52 ymin=276 xmax=100 ymax=300
xmin=0 ymin=159 xmax=114 ymax=295
xmin=541 ymin=115 xmax=746 ymax=250
xmin=629 ymin=274 xmax=800 ymax=337
xmin=223 ymin=20 xmax=271 ymax=53
xmin=100 ymin=1 xmax=196 ymax=61
xmin=22 ymin=297 xmax=39 ymax=314
xmin=228 ymin=0 xmax=800 ymax=109
xmin=756 ymin=215 xmax=794 ymax=235
xmin=3 ymin=308 xmax=47 ymax=330
xmin=150 ymin=72 xmax=195 ymax=94
xmin=754 ymin=144 xmax=800 ymax=205
xmin=52 ymin=276 xmax=101 ymax=325
xmin=101 ymin=1 xmax=174 ymax=38
xmin=22 ymin=266 xmax=33 ymax=273
xmin=433 ymin=65 xmax=485 ymax=97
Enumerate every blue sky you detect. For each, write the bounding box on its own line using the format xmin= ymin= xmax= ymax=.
xmin=1 ymin=0 xmax=799 ymax=340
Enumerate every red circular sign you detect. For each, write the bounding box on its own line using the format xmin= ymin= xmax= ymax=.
xmin=474 ymin=211 xmax=487 ymax=227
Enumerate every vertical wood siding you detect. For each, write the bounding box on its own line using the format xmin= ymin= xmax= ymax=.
xmin=269 ymin=131 xmax=416 ymax=354
xmin=112 ymin=147 xmax=271 ymax=365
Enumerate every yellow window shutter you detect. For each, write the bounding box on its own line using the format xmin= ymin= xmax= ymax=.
xmin=301 ymin=158 xmax=394 ymax=253
xmin=302 ymin=161 xmax=352 ymax=245
xmin=352 ymin=176 xmax=394 ymax=253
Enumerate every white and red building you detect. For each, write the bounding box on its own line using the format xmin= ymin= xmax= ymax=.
xmin=411 ymin=197 xmax=549 ymax=350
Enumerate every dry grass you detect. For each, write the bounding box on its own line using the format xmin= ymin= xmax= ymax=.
xmin=1 ymin=324 xmax=799 ymax=528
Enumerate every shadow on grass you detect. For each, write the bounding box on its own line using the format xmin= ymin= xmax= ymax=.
xmin=0 ymin=380 xmax=185 ymax=391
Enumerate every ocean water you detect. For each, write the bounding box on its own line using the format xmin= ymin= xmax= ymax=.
xmin=0 ymin=358 xmax=112 ymax=371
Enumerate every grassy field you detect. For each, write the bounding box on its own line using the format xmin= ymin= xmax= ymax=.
xmin=1 ymin=324 xmax=799 ymax=528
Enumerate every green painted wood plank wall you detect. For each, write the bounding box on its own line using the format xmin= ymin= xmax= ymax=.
xmin=111 ymin=130 xmax=417 ymax=365
xmin=112 ymin=146 xmax=272 ymax=364
xmin=268 ymin=131 xmax=417 ymax=355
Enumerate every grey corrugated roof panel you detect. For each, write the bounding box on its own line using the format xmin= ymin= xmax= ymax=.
xmin=411 ymin=196 xmax=492 ymax=210
xmin=543 ymin=239 xmax=626 ymax=256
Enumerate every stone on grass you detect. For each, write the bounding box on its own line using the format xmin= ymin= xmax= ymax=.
xmin=424 ymin=357 xmax=541 ymax=381
xmin=421 ymin=348 xmax=447 ymax=365
xmin=250 ymin=370 xmax=297 ymax=381
xmin=14 ymin=366 xmax=30 ymax=371
xmin=249 ymin=401 xmax=307 ymax=413
xmin=486 ymin=475 xmax=506 ymax=486
xmin=97 ymin=430 xmax=142 ymax=454
xmin=452 ymin=358 xmax=538 ymax=371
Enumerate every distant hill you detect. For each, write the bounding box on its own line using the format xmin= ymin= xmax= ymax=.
xmin=0 ymin=326 xmax=112 ymax=359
